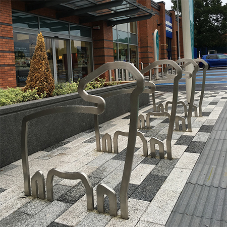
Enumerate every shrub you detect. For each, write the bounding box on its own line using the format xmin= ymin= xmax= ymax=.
xmin=0 ymin=87 xmax=46 ymax=106
xmin=24 ymin=32 xmax=55 ymax=97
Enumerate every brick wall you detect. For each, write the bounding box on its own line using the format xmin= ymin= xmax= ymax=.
xmin=92 ymin=21 xmax=114 ymax=80
xmin=0 ymin=0 xmax=16 ymax=88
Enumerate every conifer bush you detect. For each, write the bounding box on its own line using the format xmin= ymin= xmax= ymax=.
xmin=24 ymin=32 xmax=55 ymax=97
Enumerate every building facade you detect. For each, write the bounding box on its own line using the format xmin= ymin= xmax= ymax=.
xmin=0 ymin=0 xmax=183 ymax=88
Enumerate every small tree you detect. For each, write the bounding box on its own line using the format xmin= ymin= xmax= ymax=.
xmin=24 ymin=32 xmax=55 ymax=97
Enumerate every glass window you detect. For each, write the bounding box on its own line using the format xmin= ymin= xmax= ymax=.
xmin=118 ymin=30 xmax=128 ymax=43
xmin=55 ymin=39 xmax=68 ymax=83
xmin=117 ymin=23 xmax=128 ymax=32
xmin=130 ymin=45 xmax=137 ymax=66
xmin=12 ymin=11 xmax=38 ymax=29
xmin=129 ymin=22 xmax=137 ymax=34
xmin=70 ymin=25 xmax=91 ymax=38
xmin=129 ymin=33 xmax=137 ymax=45
xmin=14 ymin=33 xmax=37 ymax=86
xmin=119 ymin=43 xmax=128 ymax=62
xmin=40 ymin=18 xmax=69 ymax=35
xmin=113 ymin=29 xmax=118 ymax=42
xmin=113 ymin=43 xmax=118 ymax=61
xmin=44 ymin=37 xmax=54 ymax=76
xmin=71 ymin=40 xmax=92 ymax=82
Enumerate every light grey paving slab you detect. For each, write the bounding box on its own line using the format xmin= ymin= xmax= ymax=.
xmin=18 ymin=199 xmax=50 ymax=215
xmin=105 ymin=199 xmax=150 ymax=227
xmin=55 ymin=195 xmax=90 ymax=226
xmin=130 ymin=164 xmax=155 ymax=185
xmin=75 ymin=212 xmax=111 ymax=227
xmin=175 ymin=152 xmax=199 ymax=169
xmin=192 ymin=132 xmax=210 ymax=142
xmin=23 ymin=201 xmax=71 ymax=227
xmin=0 ymin=195 xmax=32 ymax=221
xmin=140 ymin=188 xmax=181 ymax=225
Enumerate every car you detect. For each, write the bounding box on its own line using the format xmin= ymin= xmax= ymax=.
xmin=199 ymin=54 xmax=227 ymax=69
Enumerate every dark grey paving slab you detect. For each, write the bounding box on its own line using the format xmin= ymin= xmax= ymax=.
xmin=100 ymin=183 xmax=138 ymax=212
xmin=161 ymin=118 xmax=170 ymax=123
xmin=57 ymin=177 xmax=102 ymax=204
xmin=18 ymin=199 xmax=50 ymax=215
xmin=175 ymin=135 xmax=194 ymax=146
xmin=202 ymin=112 xmax=211 ymax=116
xmin=151 ymin=159 xmax=178 ymax=177
xmin=130 ymin=173 xmax=167 ymax=202
xmin=112 ymin=147 xmax=140 ymax=161
xmin=140 ymin=157 xmax=160 ymax=165
xmin=184 ymin=141 xmax=206 ymax=153
xmin=198 ymin=125 xmax=214 ymax=133
xmin=0 ymin=210 xmax=31 ymax=227
xmin=75 ymin=212 xmax=111 ymax=227
xmin=209 ymin=102 xmax=218 ymax=105
xmin=144 ymin=129 xmax=160 ymax=137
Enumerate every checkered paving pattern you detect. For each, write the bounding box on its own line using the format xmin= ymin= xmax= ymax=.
xmin=0 ymin=88 xmax=227 ymax=227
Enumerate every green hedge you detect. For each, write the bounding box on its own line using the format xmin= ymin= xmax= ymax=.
xmin=0 ymin=79 xmax=120 ymax=107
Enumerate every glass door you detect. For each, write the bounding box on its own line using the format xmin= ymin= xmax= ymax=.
xmin=71 ymin=40 xmax=92 ymax=82
xmin=55 ymin=39 xmax=68 ymax=83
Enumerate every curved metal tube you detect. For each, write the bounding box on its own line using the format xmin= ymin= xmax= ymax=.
xmin=150 ymin=137 xmax=164 ymax=159
xmin=21 ymin=61 xmax=144 ymax=219
xmin=141 ymin=60 xmax=182 ymax=160
xmin=137 ymin=114 xmax=146 ymax=129
xmin=31 ymin=170 xmax=45 ymax=200
xmin=176 ymin=59 xmax=199 ymax=132
xmin=46 ymin=168 xmax=94 ymax=211
xmin=113 ymin=131 xmax=148 ymax=156
xmin=97 ymin=183 xmax=117 ymax=216
xmin=194 ymin=58 xmax=208 ymax=116
xmin=102 ymin=133 xmax=112 ymax=153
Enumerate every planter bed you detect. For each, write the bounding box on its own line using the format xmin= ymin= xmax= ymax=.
xmin=0 ymin=83 xmax=149 ymax=168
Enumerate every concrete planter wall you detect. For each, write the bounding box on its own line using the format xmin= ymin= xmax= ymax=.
xmin=0 ymin=83 xmax=149 ymax=168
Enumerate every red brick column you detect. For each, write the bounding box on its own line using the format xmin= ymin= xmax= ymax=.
xmin=92 ymin=21 xmax=114 ymax=80
xmin=137 ymin=0 xmax=153 ymax=69
xmin=158 ymin=2 xmax=167 ymax=60
xmin=179 ymin=17 xmax=184 ymax=58
xmin=0 ymin=0 xmax=16 ymax=88
xmin=170 ymin=10 xmax=178 ymax=61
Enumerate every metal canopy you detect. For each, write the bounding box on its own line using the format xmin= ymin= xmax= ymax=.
xmin=24 ymin=0 xmax=155 ymax=26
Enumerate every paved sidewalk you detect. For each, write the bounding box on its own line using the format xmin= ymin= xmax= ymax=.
xmin=0 ymin=87 xmax=227 ymax=227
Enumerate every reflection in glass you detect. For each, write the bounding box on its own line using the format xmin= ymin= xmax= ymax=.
xmin=113 ymin=29 xmax=117 ymax=42
xmin=129 ymin=33 xmax=137 ymax=45
xmin=70 ymin=25 xmax=91 ymax=38
xmin=129 ymin=22 xmax=137 ymax=34
xmin=45 ymin=38 xmax=53 ymax=76
xmin=113 ymin=43 xmax=118 ymax=61
xmin=118 ymin=43 xmax=128 ymax=80
xmin=119 ymin=43 xmax=128 ymax=62
xmin=40 ymin=18 xmax=69 ymax=35
xmin=14 ymin=33 xmax=37 ymax=87
xmin=117 ymin=23 xmax=128 ymax=32
xmin=118 ymin=30 xmax=128 ymax=44
xmin=130 ymin=45 xmax=137 ymax=66
xmin=55 ymin=39 xmax=68 ymax=83
xmin=12 ymin=11 xmax=38 ymax=29
xmin=71 ymin=40 xmax=92 ymax=82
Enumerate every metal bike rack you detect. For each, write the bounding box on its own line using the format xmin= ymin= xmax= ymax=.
xmin=140 ymin=60 xmax=183 ymax=160
xmin=21 ymin=61 xmax=144 ymax=219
